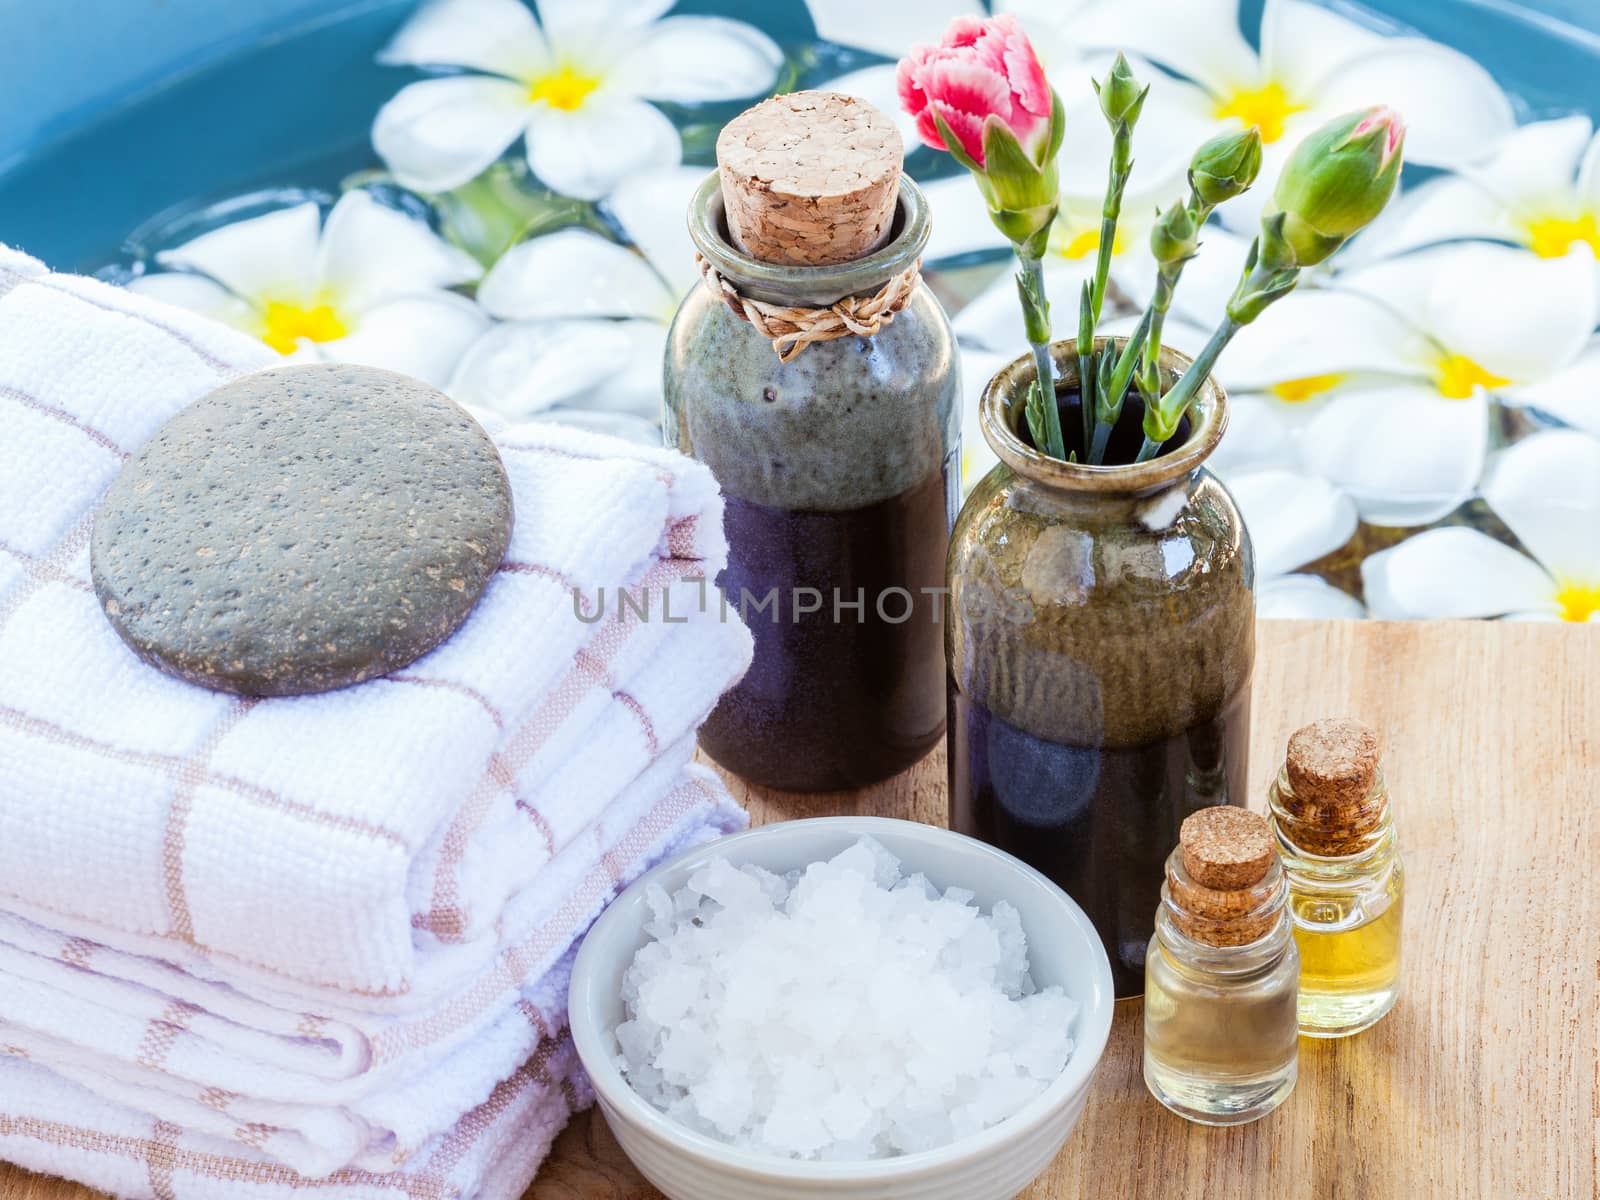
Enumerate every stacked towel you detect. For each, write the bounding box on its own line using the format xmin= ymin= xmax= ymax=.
xmin=0 ymin=246 xmax=753 ymax=1198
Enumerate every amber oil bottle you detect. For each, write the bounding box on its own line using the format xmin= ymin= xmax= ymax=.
xmin=1268 ymin=718 xmax=1403 ymax=1038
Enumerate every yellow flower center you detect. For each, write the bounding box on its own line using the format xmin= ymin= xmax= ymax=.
xmin=1433 ymin=354 xmax=1510 ymax=400
xmin=1214 ymin=81 xmax=1305 ymax=144
xmin=259 ymin=300 xmax=348 ymax=356
xmin=1056 ymin=227 xmax=1126 ymax=260
xmin=1269 ymin=373 xmax=1345 ymax=403
xmin=528 ymin=64 xmax=601 ymax=111
xmin=1555 ymin=580 xmax=1600 ymax=623
xmin=1522 ymin=212 xmax=1600 ymax=259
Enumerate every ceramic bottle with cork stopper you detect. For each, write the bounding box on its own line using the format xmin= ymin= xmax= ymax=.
xmin=1144 ymin=806 xmax=1300 ymax=1125
xmin=1268 ymin=718 xmax=1404 ymax=1037
xmin=666 ymin=91 xmax=959 ymax=792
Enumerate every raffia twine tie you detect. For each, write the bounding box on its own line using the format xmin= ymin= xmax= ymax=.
xmin=695 ymin=253 xmax=921 ymax=363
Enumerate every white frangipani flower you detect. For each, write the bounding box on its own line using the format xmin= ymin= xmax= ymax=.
xmin=373 ymin=0 xmax=780 ymax=201
xmin=1061 ymin=0 xmax=1513 ymax=230
xmin=1362 ymin=431 xmax=1600 ymax=622
xmin=129 ymin=192 xmax=487 ymax=387
xmin=448 ymin=166 xmax=705 ymax=436
xmin=1350 ymin=117 xmax=1600 ymax=281
xmin=1217 ymin=243 xmax=1599 ymax=526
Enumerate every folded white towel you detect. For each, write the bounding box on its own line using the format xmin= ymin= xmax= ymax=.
xmin=0 ymin=245 xmax=754 ymax=1197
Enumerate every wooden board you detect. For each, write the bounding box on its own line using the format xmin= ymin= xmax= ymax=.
xmin=5 ymin=620 xmax=1597 ymax=1199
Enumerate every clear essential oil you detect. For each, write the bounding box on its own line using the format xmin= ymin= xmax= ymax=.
xmin=1144 ymin=807 xmax=1299 ymax=1126
xmin=1268 ymin=718 xmax=1404 ymax=1038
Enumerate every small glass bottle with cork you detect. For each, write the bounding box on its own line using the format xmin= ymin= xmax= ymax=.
xmin=1267 ymin=717 xmax=1404 ymax=1038
xmin=1143 ymin=806 xmax=1299 ymax=1125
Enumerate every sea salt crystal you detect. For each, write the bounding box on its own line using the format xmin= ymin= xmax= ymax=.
xmin=614 ymin=837 xmax=1077 ymax=1160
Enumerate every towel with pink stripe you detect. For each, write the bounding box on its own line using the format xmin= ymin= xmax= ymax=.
xmin=0 ymin=245 xmax=754 ymax=1199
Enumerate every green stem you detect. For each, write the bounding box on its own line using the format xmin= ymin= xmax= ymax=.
xmin=1019 ymin=256 xmax=1065 ymax=461
xmin=1135 ymin=314 xmax=1241 ymax=463
xmin=1090 ymin=124 xmax=1132 ymax=325
xmin=1140 ymin=191 xmax=1212 ymax=395
xmin=1089 ymin=309 xmax=1155 ymax=465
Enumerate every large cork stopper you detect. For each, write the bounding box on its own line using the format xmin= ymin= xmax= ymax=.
xmin=1169 ymin=807 xmax=1282 ymax=947
xmin=716 ymin=91 xmax=903 ymax=266
xmin=1280 ymin=718 xmax=1388 ymax=855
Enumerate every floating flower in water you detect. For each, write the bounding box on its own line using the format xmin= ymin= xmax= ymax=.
xmin=372 ymin=0 xmax=781 ymax=201
xmin=1350 ymin=116 xmax=1600 ymax=285
xmin=1057 ymin=0 xmax=1512 ymax=229
xmin=1362 ymin=431 xmax=1600 ymax=622
xmin=128 ymin=191 xmax=487 ymax=387
xmin=447 ymin=165 xmax=704 ymax=441
xmin=1218 ymin=242 xmax=1598 ymax=525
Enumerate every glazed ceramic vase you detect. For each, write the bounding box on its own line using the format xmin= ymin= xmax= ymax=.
xmin=666 ymin=172 xmax=959 ymax=793
xmin=946 ymin=338 xmax=1255 ymax=997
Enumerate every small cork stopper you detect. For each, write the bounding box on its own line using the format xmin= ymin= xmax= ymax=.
xmin=1180 ymin=806 xmax=1274 ymax=891
xmin=1170 ymin=808 xmax=1281 ymax=947
xmin=1280 ymin=718 xmax=1388 ymax=856
xmin=716 ymin=91 xmax=903 ymax=266
xmin=1286 ymin=718 xmax=1381 ymax=806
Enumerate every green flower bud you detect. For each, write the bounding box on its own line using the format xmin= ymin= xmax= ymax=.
xmin=1150 ymin=198 xmax=1201 ymax=267
xmin=1264 ymin=105 xmax=1405 ymax=267
xmin=1094 ymin=52 xmax=1148 ymax=129
xmin=1188 ymin=128 xmax=1264 ymax=208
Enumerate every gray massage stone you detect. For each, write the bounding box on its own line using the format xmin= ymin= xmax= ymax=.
xmin=91 ymin=363 xmax=513 ymax=696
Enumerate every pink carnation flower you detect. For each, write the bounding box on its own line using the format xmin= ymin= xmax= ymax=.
xmin=896 ymin=14 xmax=1052 ymax=167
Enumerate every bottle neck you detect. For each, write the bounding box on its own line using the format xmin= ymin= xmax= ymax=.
xmin=1155 ymin=846 xmax=1292 ymax=977
xmin=1268 ymin=766 xmax=1396 ymax=873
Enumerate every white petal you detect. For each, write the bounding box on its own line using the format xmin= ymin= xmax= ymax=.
xmin=1226 ymin=468 xmax=1357 ymax=577
xmin=1482 ymin=430 xmax=1600 ymax=585
xmin=373 ymin=76 xmax=532 ymax=195
xmin=953 ymin=260 xmax=1091 ymax=352
xmin=156 ymin=202 xmax=320 ymax=303
xmin=1206 ymin=392 xmax=1305 ymax=478
xmin=320 ymin=291 xmax=490 ymax=387
xmin=1219 ymin=288 xmax=1428 ymax=390
xmin=447 ymin=318 xmax=637 ymax=417
xmin=537 ymin=0 xmax=673 ymax=38
xmin=1300 ymin=385 xmax=1487 ymax=526
xmin=1258 ymin=574 xmax=1366 ymax=620
xmin=621 ymin=16 xmax=781 ymax=103
xmin=1342 ymin=243 xmax=1600 ymax=384
xmin=801 ymin=0 xmax=982 ymax=58
xmin=476 ymin=228 xmax=673 ymax=320
xmin=816 ymin=64 xmax=919 ymax=158
xmin=1339 ymin=177 xmax=1520 ymax=267
xmin=378 ymin=0 xmax=548 ymax=78
xmin=1500 ymin=339 xmax=1600 ymax=437
xmin=588 ymin=319 xmax=669 ymax=418
xmin=125 ymin=272 xmax=261 ymax=333
xmin=1258 ymin=0 xmax=1387 ymax=94
xmin=1361 ymin=527 xmax=1555 ymax=619
xmin=602 ymin=165 xmax=709 ymax=301
xmin=921 ymin=176 xmax=1010 ymax=263
xmin=316 ymin=191 xmax=480 ymax=312
xmin=1071 ymin=0 xmax=1257 ymax=95
xmin=1306 ymin=41 xmax=1514 ymax=170
xmin=1462 ymin=115 xmax=1593 ymax=210
xmin=524 ymin=94 xmax=680 ymax=201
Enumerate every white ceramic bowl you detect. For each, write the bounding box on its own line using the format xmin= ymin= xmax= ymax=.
xmin=568 ymin=815 xmax=1114 ymax=1200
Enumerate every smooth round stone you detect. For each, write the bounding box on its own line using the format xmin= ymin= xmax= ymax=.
xmin=91 ymin=364 xmax=513 ymax=697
